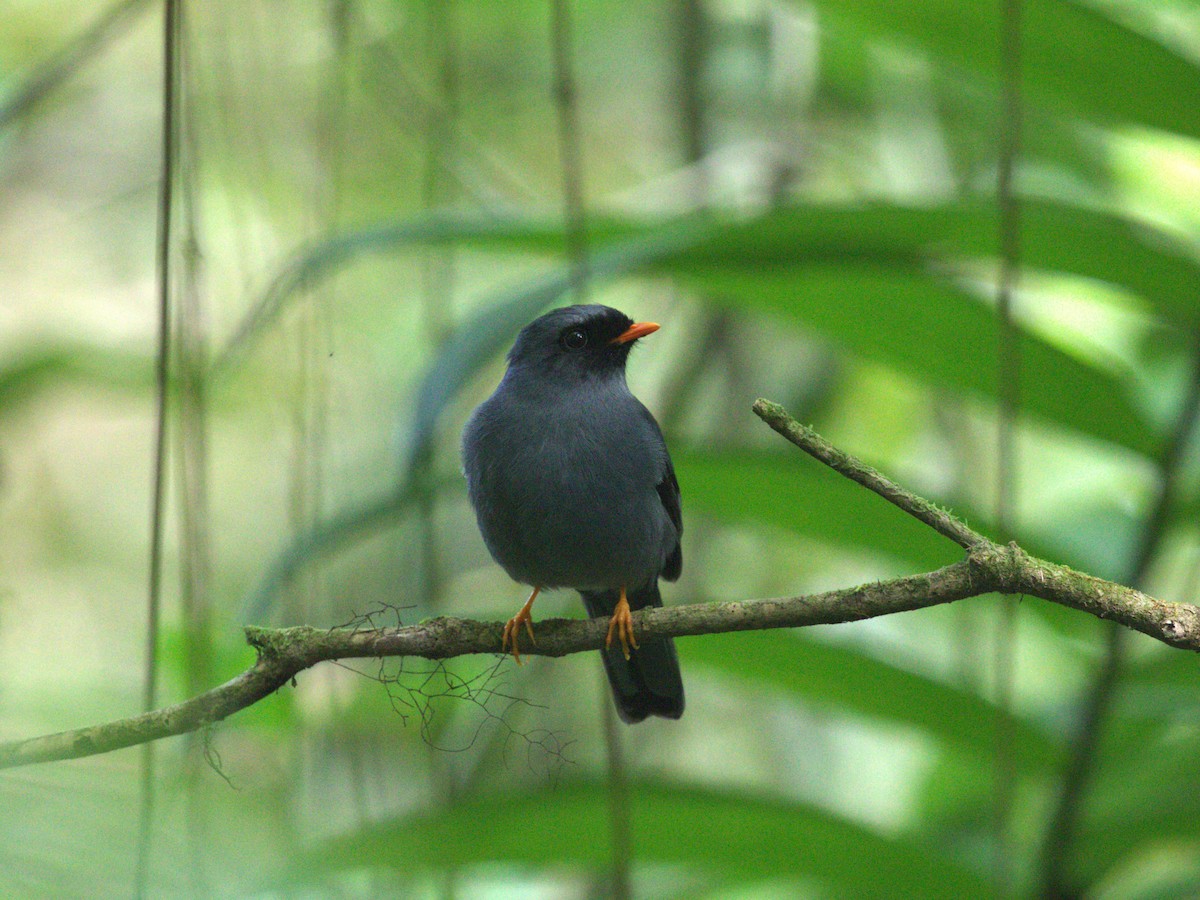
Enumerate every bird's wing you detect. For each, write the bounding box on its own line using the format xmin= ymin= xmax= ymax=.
xmin=657 ymin=456 xmax=683 ymax=580
xmin=656 ymin=453 xmax=682 ymax=538
xmin=638 ymin=403 xmax=683 ymax=581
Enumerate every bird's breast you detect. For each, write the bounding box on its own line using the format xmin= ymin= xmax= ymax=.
xmin=464 ymin=385 xmax=671 ymax=590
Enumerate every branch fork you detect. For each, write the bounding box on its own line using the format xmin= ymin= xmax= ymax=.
xmin=1 ymin=399 xmax=1196 ymax=770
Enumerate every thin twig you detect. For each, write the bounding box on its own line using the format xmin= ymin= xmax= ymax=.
xmin=993 ymin=0 xmax=1024 ymax=889
xmin=1038 ymin=333 xmax=1200 ymax=897
xmin=136 ymin=0 xmax=179 ymax=893
xmin=3 ymin=530 xmax=1199 ymax=771
xmin=416 ymin=11 xmax=464 ymax=897
xmin=548 ymin=7 xmax=629 ymax=895
xmin=5 ymin=406 xmax=1200 ymax=772
xmin=752 ymin=399 xmax=988 ymax=549
xmin=675 ymin=0 xmax=708 ymax=205
xmin=550 ymin=0 xmax=589 ymax=300
xmin=419 ymin=0 xmax=460 ymax=348
xmin=602 ymin=676 xmax=632 ymax=900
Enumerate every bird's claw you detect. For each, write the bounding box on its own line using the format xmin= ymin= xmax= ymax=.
xmin=605 ymin=589 xmax=639 ymax=660
xmin=502 ymin=589 xmax=539 ymax=665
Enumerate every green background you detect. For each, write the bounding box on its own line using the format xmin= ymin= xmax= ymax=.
xmin=2 ymin=0 xmax=1200 ymax=896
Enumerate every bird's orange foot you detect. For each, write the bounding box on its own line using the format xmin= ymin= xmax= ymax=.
xmin=502 ymin=587 xmax=540 ymax=665
xmin=605 ymin=587 xmax=639 ymax=660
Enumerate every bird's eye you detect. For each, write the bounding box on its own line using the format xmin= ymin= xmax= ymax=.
xmin=560 ymin=328 xmax=588 ymax=351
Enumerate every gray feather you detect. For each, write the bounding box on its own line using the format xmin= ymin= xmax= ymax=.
xmin=462 ymin=304 xmax=685 ymax=722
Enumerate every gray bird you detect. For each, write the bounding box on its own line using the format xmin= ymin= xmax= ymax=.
xmin=461 ymin=304 xmax=684 ymax=722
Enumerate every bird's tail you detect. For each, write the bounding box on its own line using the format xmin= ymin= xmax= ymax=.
xmin=580 ymin=582 xmax=684 ymax=723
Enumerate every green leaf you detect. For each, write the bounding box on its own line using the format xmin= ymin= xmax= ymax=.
xmin=668 ymin=227 xmax=1158 ymax=457
xmin=675 ymin=448 xmax=959 ymax=572
xmin=669 ymin=201 xmax=1198 ymax=330
xmin=427 ymin=201 xmax=1197 ymax=330
xmin=239 ymin=489 xmax=414 ymax=622
xmin=296 ymin=779 xmax=993 ymax=897
xmin=813 ymin=0 xmax=1200 ymax=140
xmin=237 ymin=199 xmax=1183 ymax=461
xmin=675 ymin=445 xmax=1131 ymax=585
xmin=211 ymin=211 xmax=520 ymax=374
xmin=0 ymin=343 xmax=150 ymax=413
xmin=688 ymin=271 xmax=1151 ymax=457
xmin=1072 ymin=730 xmax=1200 ymax=887
xmin=677 ymin=445 xmax=1121 ymax=650
xmin=403 ymin=217 xmax=714 ymax=469
xmin=682 ymin=630 xmax=1063 ymax=774
xmin=446 ymin=201 xmax=1179 ymax=455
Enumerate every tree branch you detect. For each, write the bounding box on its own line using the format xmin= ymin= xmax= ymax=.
xmin=3 ymin=402 xmax=1197 ymax=770
xmin=752 ymin=399 xmax=987 ymax=549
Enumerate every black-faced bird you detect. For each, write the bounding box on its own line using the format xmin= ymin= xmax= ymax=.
xmin=462 ymin=304 xmax=684 ymax=723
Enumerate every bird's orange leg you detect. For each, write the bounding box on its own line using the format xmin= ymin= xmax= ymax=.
xmin=605 ymin=586 xmax=639 ymax=660
xmin=502 ymin=586 xmax=540 ymax=664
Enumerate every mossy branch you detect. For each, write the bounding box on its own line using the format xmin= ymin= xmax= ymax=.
xmin=2 ymin=400 xmax=1196 ymax=771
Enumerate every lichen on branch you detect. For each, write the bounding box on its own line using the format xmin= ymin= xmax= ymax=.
xmin=1 ymin=400 xmax=1196 ymax=771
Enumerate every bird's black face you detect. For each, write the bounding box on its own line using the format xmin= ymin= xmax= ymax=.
xmin=507 ymin=304 xmax=658 ymax=380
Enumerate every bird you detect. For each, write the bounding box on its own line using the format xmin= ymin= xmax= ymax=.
xmin=461 ymin=304 xmax=684 ymax=723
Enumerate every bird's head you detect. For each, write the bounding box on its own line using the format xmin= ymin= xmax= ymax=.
xmin=506 ymin=304 xmax=660 ymax=382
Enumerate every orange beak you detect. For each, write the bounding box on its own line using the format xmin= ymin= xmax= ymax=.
xmin=611 ymin=321 xmax=660 ymax=345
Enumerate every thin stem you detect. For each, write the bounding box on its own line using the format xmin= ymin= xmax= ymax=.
xmin=993 ymin=0 xmax=1024 ymax=891
xmin=658 ymin=312 xmax=730 ymax=434
xmin=550 ymin=0 xmax=588 ymax=299
xmin=136 ymin=0 xmax=179 ymax=894
xmin=752 ymin=399 xmax=988 ymax=550
xmin=420 ymin=0 xmax=459 ymax=348
xmin=1038 ymin=333 xmax=1200 ymax=897
xmin=602 ymin=678 xmax=633 ymax=900
xmin=675 ymin=0 xmax=708 ymax=205
xmin=8 ymin=408 xmax=1200 ymax=773
xmin=548 ymin=5 xmax=637 ymax=893
xmin=0 ymin=0 xmax=155 ymax=129
xmin=656 ymin=0 xmax=718 ymax=439
xmin=171 ymin=7 xmax=215 ymax=892
xmin=415 ymin=0 xmax=460 ymax=609
xmin=176 ymin=45 xmax=212 ymax=713
xmin=6 ymin=536 xmax=1199 ymax=772
xmin=418 ymin=10 xmax=462 ymax=897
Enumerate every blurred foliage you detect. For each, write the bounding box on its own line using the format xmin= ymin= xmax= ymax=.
xmin=2 ymin=0 xmax=1200 ymax=897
